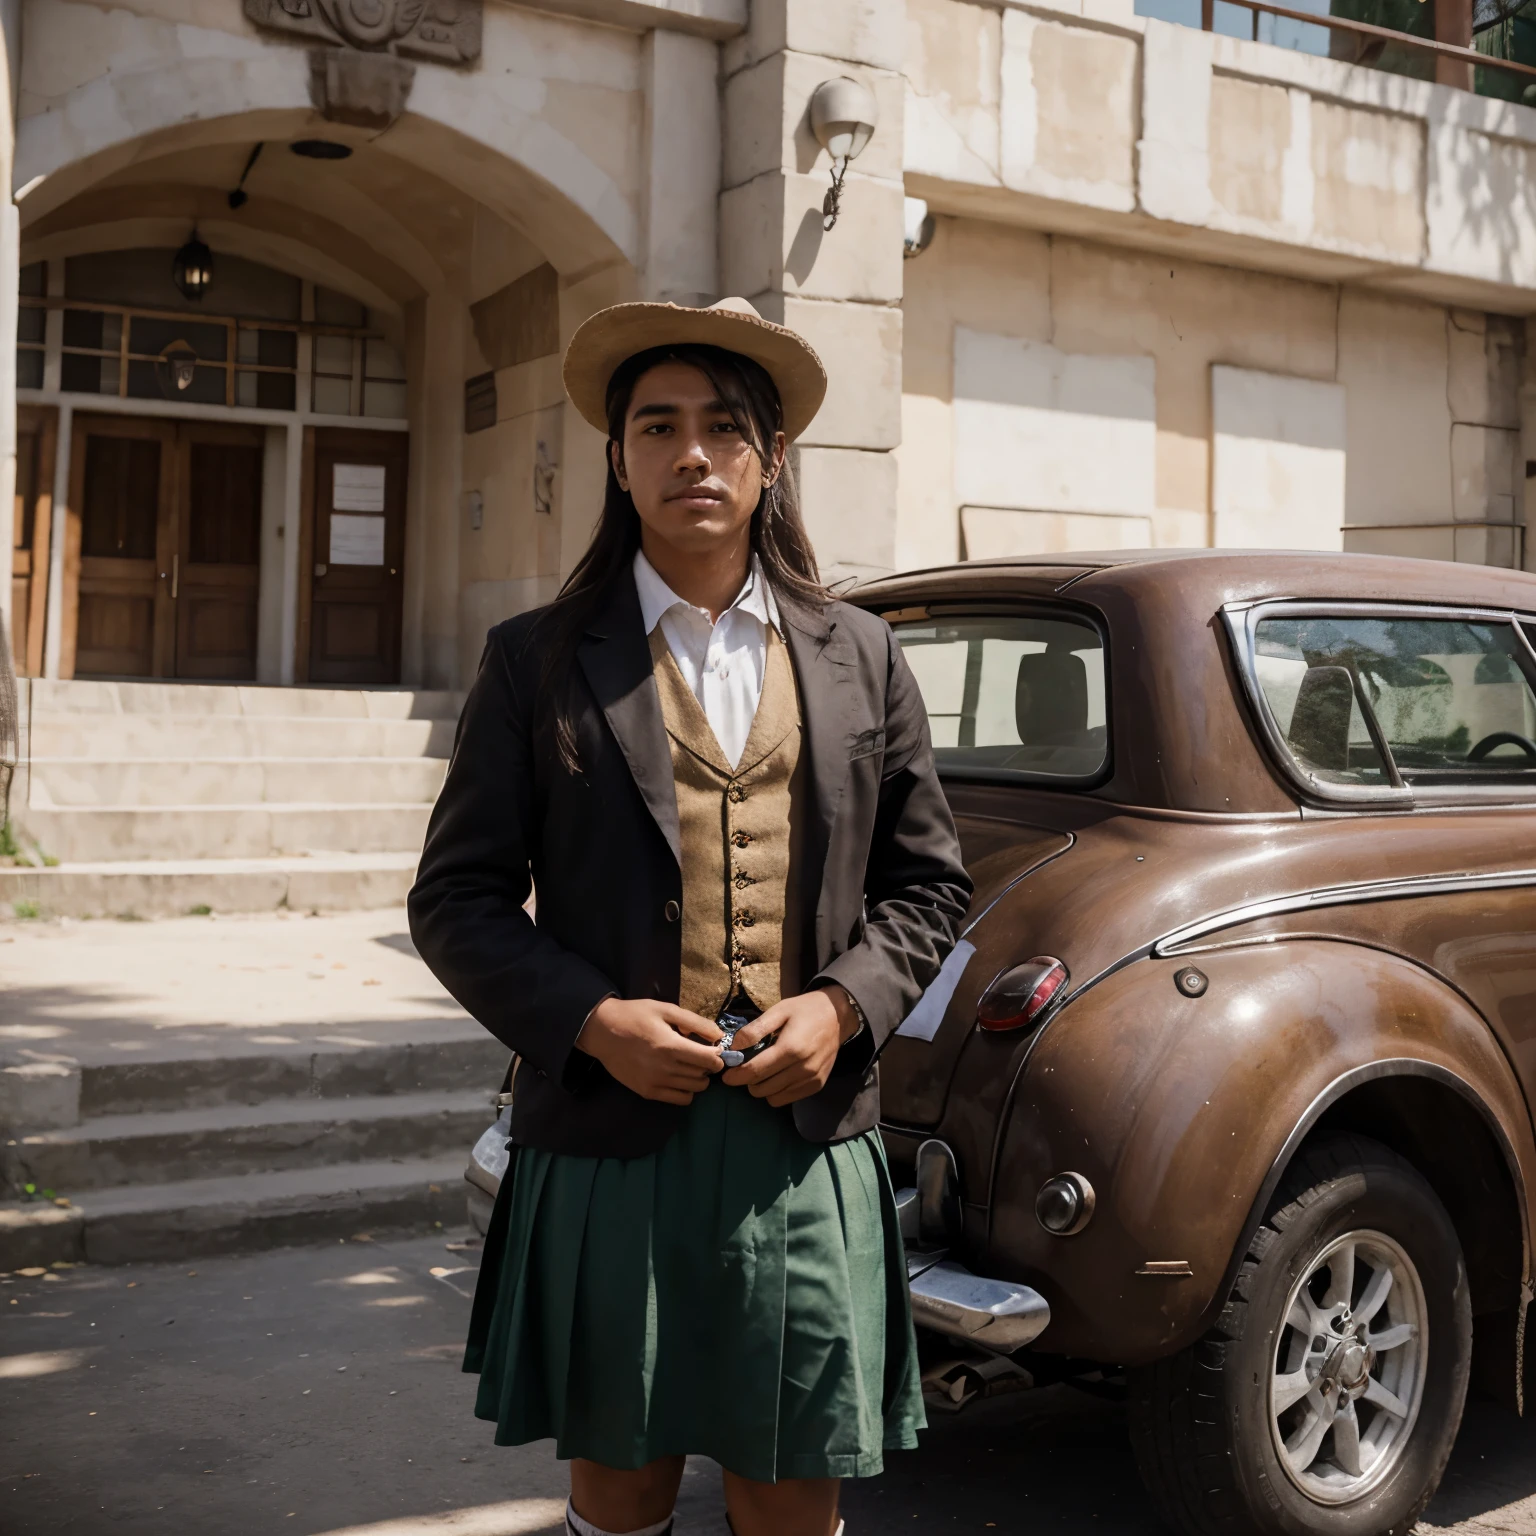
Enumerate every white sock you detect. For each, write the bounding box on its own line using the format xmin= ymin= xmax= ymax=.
xmin=565 ymin=1498 xmax=673 ymax=1536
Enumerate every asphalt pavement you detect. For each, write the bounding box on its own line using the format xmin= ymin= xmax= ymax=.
xmin=6 ymin=1230 xmax=1536 ymax=1536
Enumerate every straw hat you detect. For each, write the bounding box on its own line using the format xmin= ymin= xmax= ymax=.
xmin=563 ymin=297 xmax=827 ymax=442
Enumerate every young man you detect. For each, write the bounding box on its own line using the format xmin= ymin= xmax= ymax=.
xmin=410 ymin=297 xmax=972 ymax=1536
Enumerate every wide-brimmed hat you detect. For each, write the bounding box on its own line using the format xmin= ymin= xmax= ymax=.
xmin=563 ymin=297 xmax=827 ymax=442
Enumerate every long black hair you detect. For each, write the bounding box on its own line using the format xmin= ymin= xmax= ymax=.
xmin=533 ymin=342 xmax=829 ymax=773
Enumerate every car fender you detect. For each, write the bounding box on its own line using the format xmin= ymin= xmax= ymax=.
xmin=985 ymin=936 xmax=1536 ymax=1364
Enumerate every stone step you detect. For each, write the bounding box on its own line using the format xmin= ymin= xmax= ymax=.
xmin=4 ymin=1088 xmax=492 ymax=1193
xmin=19 ymin=803 xmax=432 ymax=862
xmin=28 ymin=756 xmax=448 ymax=808
xmin=28 ymin=714 xmax=456 ymax=762
xmin=76 ymin=1029 xmax=508 ymax=1118
xmin=25 ymin=679 xmax=463 ymax=720
xmin=0 ymin=1153 xmax=474 ymax=1268
xmin=0 ymin=852 xmax=420 ymax=919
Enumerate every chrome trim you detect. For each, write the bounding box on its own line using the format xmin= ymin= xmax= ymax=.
xmin=1223 ymin=599 xmax=1536 ymax=810
xmin=464 ymin=1159 xmax=499 ymax=1198
xmin=906 ymin=1248 xmax=947 ymax=1282
xmin=1035 ymin=1171 xmax=1096 ymax=1237
xmin=1153 ymin=867 xmax=1536 ymax=955
xmin=908 ymin=1260 xmax=1051 ymax=1352
xmin=917 ymin=1138 xmax=964 ymax=1248
xmin=983 ymin=864 xmax=1536 ymax=1212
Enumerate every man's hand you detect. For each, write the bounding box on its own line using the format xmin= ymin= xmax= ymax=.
xmin=576 ymin=997 xmax=725 ymax=1105
xmin=719 ymin=985 xmax=863 ymax=1107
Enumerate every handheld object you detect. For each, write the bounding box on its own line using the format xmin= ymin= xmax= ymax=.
xmin=717 ymin=1003 xmax=773 ymax=1069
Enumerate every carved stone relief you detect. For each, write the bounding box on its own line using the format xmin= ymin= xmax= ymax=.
xmin=244 ymin=0 xmax=482 ymax=65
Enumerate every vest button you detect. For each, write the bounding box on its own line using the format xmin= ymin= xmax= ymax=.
xmin=727 ymin=784 xmax=747 ymax=803
xmin=734 ymin=910 xmax=755 ymax=927
xmin=731 ymin=831 xmax=752 ymax=848
xmin=663 ymin=900 xmax=681 ymax=923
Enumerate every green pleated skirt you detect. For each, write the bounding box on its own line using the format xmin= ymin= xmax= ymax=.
xmin=463 ymin=1078 xmax=925 ymax=1483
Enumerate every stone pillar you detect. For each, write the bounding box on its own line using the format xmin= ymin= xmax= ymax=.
xmin=1434 ymin=0 xmax=1473 ymax=92
xmin=1448 ymin=309 xmax=1523 ymax=568
xmin=641 ymin=31 xmax=721 ymax=307
xmin=402 ymin=289 xmax=465 ymax=688
xmin=0 ymin=0 xmax=19 ymax=651
xmin=554 ymin=262 xmax=639 ymax=582
xmin=1524 ymin=317 xmax=1536 ymax=573
xmin=720 ymin=0 xmax=906 ymax=586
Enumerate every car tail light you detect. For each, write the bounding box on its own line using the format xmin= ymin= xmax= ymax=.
xmin=976 ymin=956 xmax=1069 ymax=1032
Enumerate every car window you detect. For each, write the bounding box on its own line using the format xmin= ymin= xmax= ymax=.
xmin=1252 ymin=614 xmax=1536 ymax=790
xmin=892 ymin=613 xmax=1107 ymax=782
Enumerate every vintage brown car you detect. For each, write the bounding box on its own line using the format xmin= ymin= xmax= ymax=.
xmin=468 ymin=549 xmax=1536 ymax=1536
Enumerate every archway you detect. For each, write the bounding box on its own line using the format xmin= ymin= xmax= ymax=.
xmin=14 ymin=89 xmax=640 ymax=688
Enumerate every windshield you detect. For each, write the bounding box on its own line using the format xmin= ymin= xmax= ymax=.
xmin=892 ymin=612 xmax=1108 ymax=782
xmin=1252 ymin=613 xmax=1536 ymax=791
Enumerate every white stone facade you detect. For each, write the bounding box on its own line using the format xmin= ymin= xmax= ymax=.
xmin=2 ymin=0 xmax=1534 ymax=694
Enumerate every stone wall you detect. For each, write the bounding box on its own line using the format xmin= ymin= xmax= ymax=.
xmin=722 ymin=0 xmax=908 ymax=586
xmin=898 ymin=215 xmax=1530 ymax=568
xmin=903 ymin=0 xmax=1536 ymax=316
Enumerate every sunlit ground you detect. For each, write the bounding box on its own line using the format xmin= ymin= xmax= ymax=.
xmin=5 ymin=1230 xmax=1536 ymax=1536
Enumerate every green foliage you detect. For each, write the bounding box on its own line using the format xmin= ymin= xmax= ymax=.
xmin=0 ymin=821 xmax=57 ymax=867
xmin=11 ymin=899 xmax=39 ymax=920
xmin=187 ymin=904 xmax=213 ymax=917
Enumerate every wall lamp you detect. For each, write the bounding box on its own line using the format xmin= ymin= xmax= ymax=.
xmin=172 ymin=230 xmax=213 ymax=301
xmin=809 ymin=76 xmax=878 ymax=232
xmin=903 ymin=197 xmax=936 ymax=259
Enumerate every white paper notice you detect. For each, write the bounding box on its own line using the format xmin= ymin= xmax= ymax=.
xmin=329 ymin=513 xmax=386 ymax=567
xmin=333 ymin=463 xmax=386 ymax=512
xmin=894 ymin=939 xmax=976 ymax=1042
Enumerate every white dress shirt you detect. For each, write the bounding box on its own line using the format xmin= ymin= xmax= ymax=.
xmin=633 ymin=548 xmax=782 ymax=770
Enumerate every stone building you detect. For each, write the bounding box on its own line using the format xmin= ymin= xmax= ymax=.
xmin=4 ymin=0 xmax=1536 ymax=695
xmin=8 ymin=0 xmax=1536 ymax=1266
xmin=0 ymin=0 xmax=1534 ymax=913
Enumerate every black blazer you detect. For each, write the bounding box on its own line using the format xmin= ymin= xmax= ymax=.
xmin=408 ymin=571 xmax=972 ymax=1158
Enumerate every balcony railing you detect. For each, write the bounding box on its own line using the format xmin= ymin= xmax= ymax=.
xmin=1145 ymin=0 xmax=1536 ymax=99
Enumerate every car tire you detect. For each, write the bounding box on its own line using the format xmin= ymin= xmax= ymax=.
xmin=1127 ymin=1133 xmax=1471 ymax=1536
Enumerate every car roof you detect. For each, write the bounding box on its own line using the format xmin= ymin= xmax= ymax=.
xmin=856 ymin=549 xmax=1536 ymax=815
xmin=859 ymin=549 xmax=1536 ymax=611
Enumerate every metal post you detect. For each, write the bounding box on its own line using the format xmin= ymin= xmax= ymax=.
xmin=1434 ymin=0 xmax=1474 ymax=90
xmin=0 ymin=0 xmax=19 ymax=657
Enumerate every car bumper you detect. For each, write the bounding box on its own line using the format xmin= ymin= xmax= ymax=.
xmin=897 ymin=1143 xmax=1051 ymax=1353
xmin=906 ymin=1249 xmax=1051 ymax=1352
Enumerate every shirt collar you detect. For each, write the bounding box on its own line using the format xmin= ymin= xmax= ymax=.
xmin=633 ymin=549 xmax=781 ymax=637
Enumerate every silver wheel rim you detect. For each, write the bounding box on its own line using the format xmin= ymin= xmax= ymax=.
xmin=1268 ymin=1229 xmax=1428 ymax=1505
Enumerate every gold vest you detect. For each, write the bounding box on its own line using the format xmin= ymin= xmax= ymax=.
xmin=650 ymin=625 xmax=807 ymax=1020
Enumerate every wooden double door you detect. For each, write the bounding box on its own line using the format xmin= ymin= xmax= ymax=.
xmin=69 ymin=417 xmax=264 ymax=680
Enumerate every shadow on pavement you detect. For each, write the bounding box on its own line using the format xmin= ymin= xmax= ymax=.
xmin=6 ymin=1230 xmax=1536 ymax=1536
xmin=1425 ymin=1395 xmax=1536 ymax=1526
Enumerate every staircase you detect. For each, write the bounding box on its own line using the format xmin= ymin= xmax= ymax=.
xmin=0 ymin=1017 xmax=506 ymax=1268
xmin=1 ymin=679 xmax=459 ymax=919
